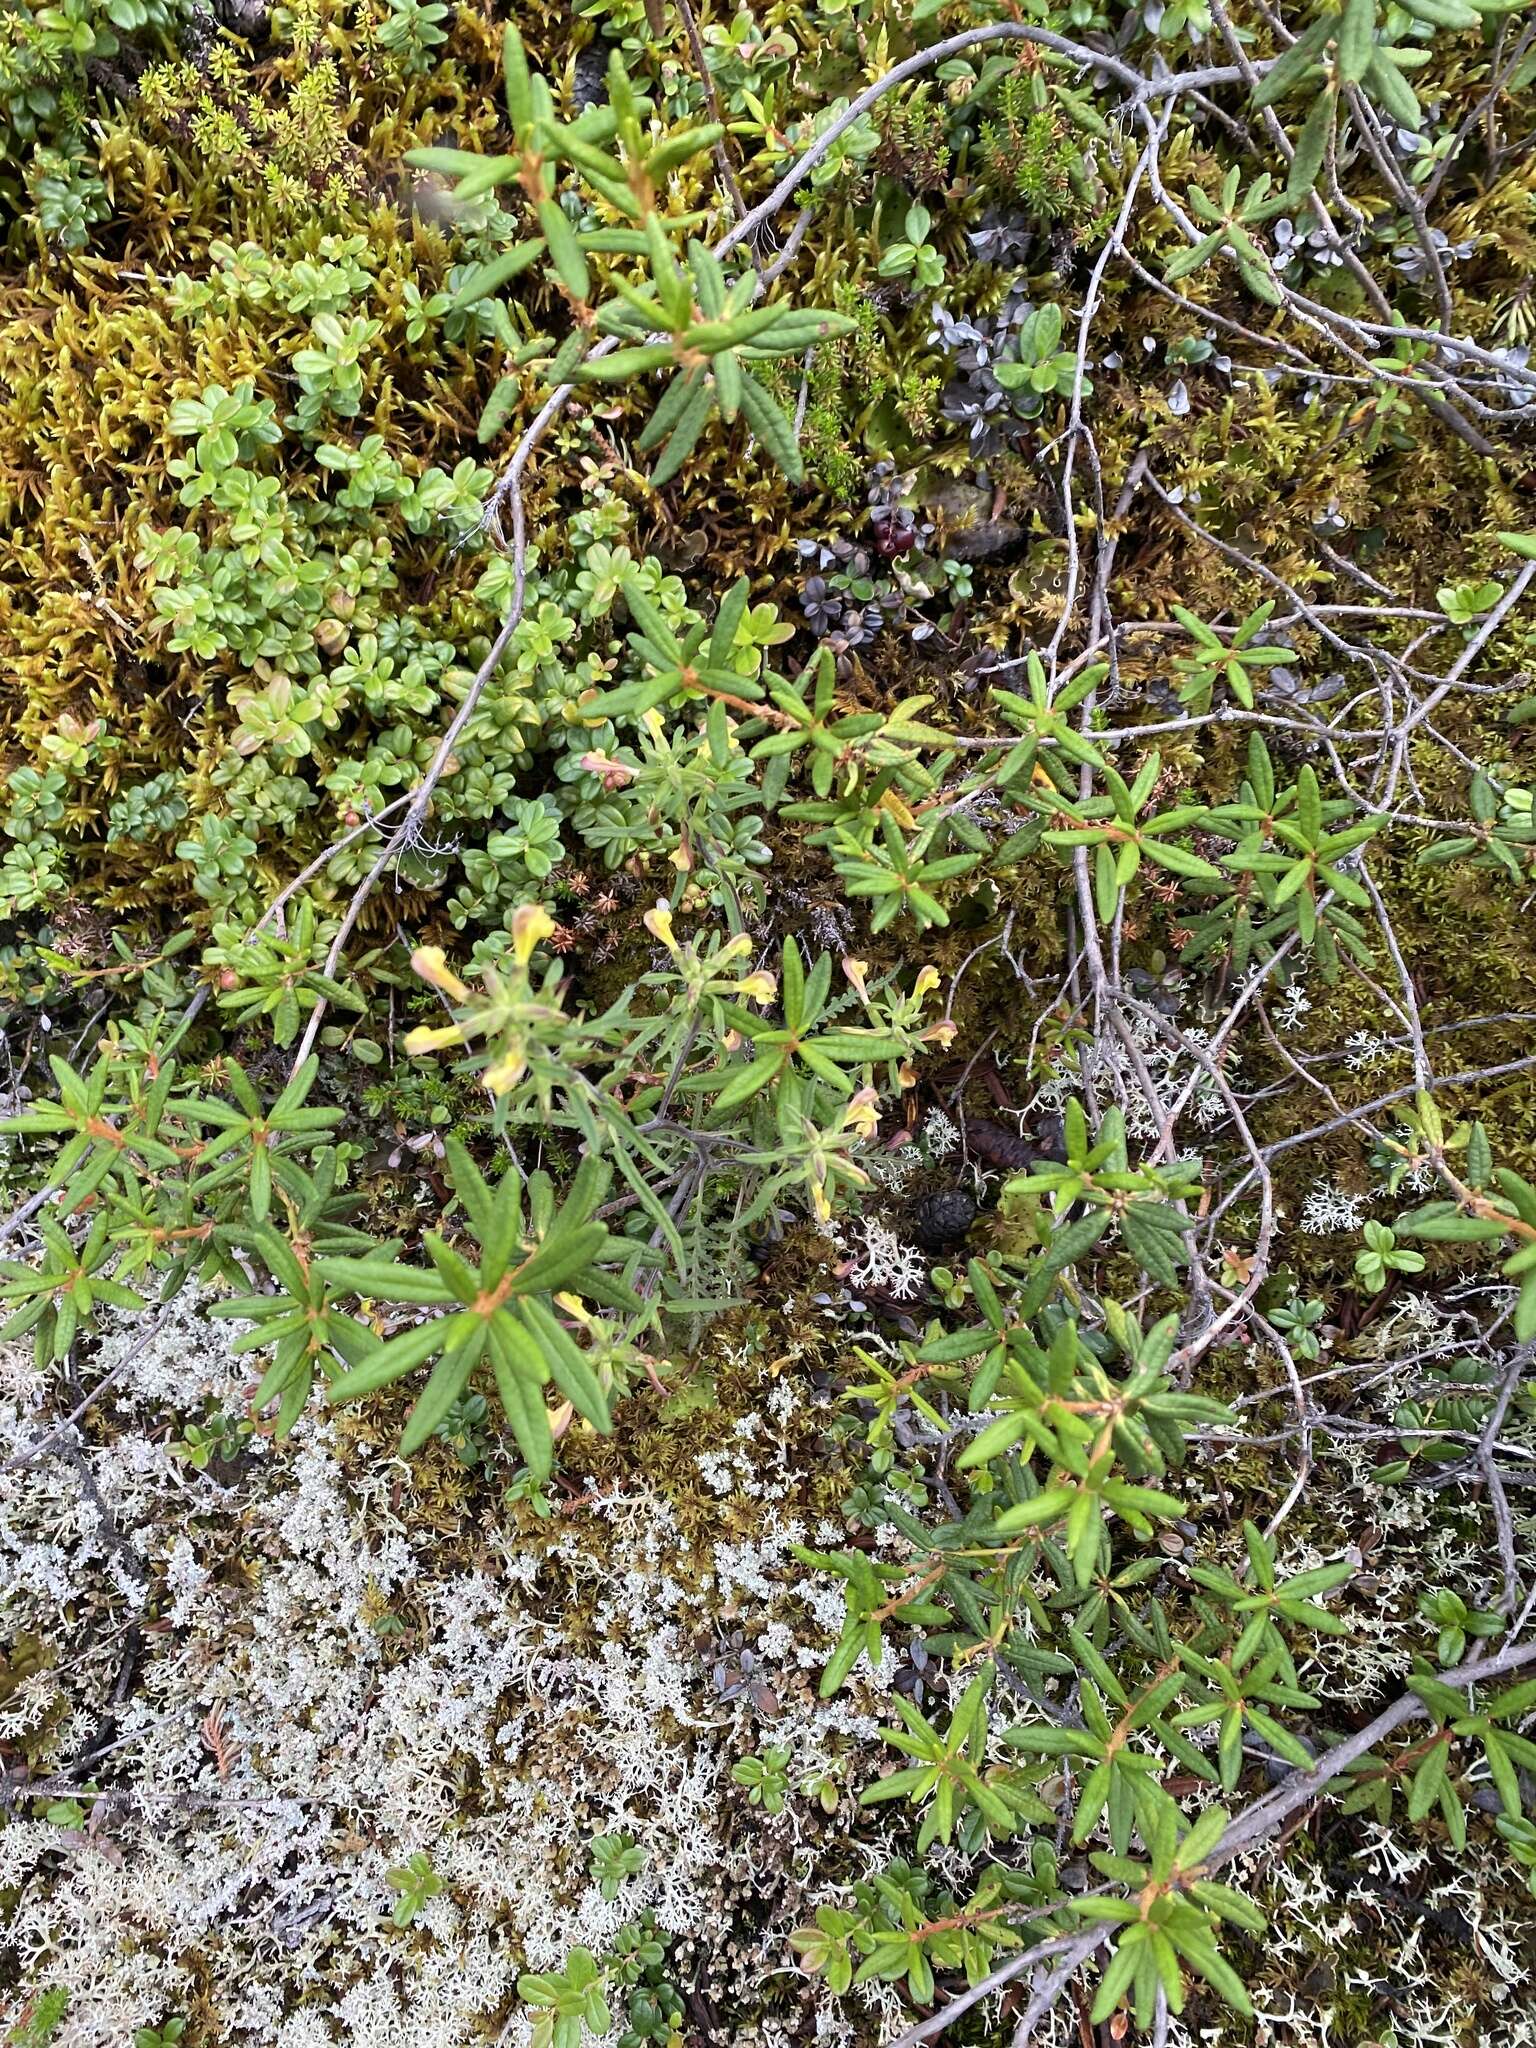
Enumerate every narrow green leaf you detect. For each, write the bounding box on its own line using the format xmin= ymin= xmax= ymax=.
xmin=1286 ymin=89 xmax=1335 ymax=201
xmin=398 ymin=1327 xmax=485 ymax=1456
xmin=648 ymin=374 xmax=715 ymax=487
xmin=736 ymin=371 xmax=802 ymax=482
xmin=329 ymin=1315 xmax=449 ymax=1401
xmin=536 ymin=200 xmax=591 ymax=301
xmin=516 ymin=1297 xmax=611 ymax=1429
xmin=452 ymin=240 xmax=547 ymax=311
xmin=1337 ymin=0 xmax=1377 ymax=85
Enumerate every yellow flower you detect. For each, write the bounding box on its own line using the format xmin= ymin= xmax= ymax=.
xmin=482 ymin=1046 xmax=529 ymax=1095
xmin=403 ymin=1023 xmax=465 ymax=1055
xmin=510 ymin=904 xmax=555 ymax=967
xmin=843 ymin=1086 xmax=881 ymax=1140
xmin=410 ymin=946 xmax=469 ymax=1002
xmin=643 ymin=901 xmax=678 ymax=953
xmin=913 ymin=965 xmax=941 ymax=1000
xmin=842 ymin=956 xmax=871 ymax=1003
xmin=735 ymin=971 xmax=778 ymax=1005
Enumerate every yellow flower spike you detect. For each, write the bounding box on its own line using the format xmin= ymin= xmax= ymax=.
xmin=410 ymin=945 xmax=470 ymax=1003
xmin=403 ymin=1023 xmax=467 ymax=1056
xmin=510 ymin=904 xmax=556 ymax=967
xmin=842 ymin=956 xmax=871 ymax=1003
xmin=735 ymin=971 xmax=777 ymax=1005
xmin=643 ymin=901 xmax=678 ymax=953
xmin=912 ymin=965 xmax=941 ymax=1001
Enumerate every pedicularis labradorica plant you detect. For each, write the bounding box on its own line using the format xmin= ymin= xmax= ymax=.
xmin=6 ymin=0 xmax=1536 ymax=2039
